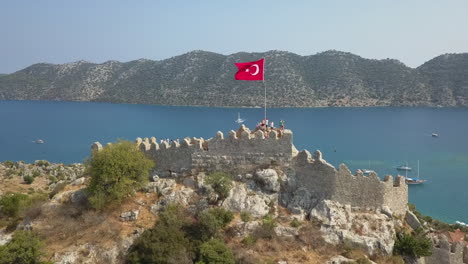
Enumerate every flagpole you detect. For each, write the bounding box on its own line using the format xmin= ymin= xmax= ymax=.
xmin=263 ymin=58 xmax=266 ymax=122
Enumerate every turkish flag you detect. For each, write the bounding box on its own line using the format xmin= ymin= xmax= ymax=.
xmin=234 ymin=58 xmax=264 ymax=81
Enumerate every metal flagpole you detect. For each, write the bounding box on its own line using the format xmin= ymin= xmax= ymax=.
xmin=263 ymin=58 xmax=266 ymax=122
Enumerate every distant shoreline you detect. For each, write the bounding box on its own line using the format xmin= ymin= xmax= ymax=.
xmin=1 ymin=99 xmax=464 ymax=109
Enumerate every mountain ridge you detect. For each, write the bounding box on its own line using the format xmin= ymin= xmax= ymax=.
xmin=1 ymin=50 xmax=468 ymax=107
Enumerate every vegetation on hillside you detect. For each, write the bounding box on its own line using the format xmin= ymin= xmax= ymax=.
xmin=204 ymin=172 xmax=233 ymax=203
xmin=0 ymin=231 xmax=50 ymax=264
xmin=1 ymin=51 xmax=468 ymax=107
xmin=126 ymin=205 xmax=235 ymax=264
xmin=394 ymin=229 xmax=432 ymax=258
xmin=86 ymin=140 xmax=155 ymax=209
xmin=0 ymin=192 xmax=48 ymax=231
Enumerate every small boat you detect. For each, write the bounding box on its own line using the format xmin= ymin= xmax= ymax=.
xmin=396 ymin=162 xmax=412 ymax=171
xmin=432 ymin=133 xmax=439 ymax=137
xmin=35 ymin=139 xmax=44 ymax=144
xmin=406 ymin=160 xmax=426 ymax=185
xmin=362 ymin=161 xmax=375 ymax=175
xmin=235 ymin=112 xmax=246 ymax=124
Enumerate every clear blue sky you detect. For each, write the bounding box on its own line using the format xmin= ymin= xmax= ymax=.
xmin=1 ymin=0 xmax=468 ymax=73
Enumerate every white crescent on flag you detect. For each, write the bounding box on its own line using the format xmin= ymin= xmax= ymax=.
xmin=249 ymin=64 xmax=259 ymax=75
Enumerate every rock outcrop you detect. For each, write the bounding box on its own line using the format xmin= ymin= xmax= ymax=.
xmin=311 ymin=200 xmax=400 ymax=255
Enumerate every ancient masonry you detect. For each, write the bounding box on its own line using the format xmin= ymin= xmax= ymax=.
xmin=423 ymin=235 xmax=468 ymax=264
xmin=92 ymin=125 xmax=408 ymax=216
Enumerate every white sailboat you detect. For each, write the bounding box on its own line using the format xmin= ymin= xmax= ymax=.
xmin=396 ymin=161 xmax=412 ymax=171
xmin=362 ymin=160 xmax=375 ymax=175
xmin=405 ymin=160 xmax=426 ymax=185
xmin=235 ymin=112 xmax=246 ymax=124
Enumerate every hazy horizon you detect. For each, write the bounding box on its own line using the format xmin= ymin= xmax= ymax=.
xmin=2 ymin=0 xmax=468 ymax=73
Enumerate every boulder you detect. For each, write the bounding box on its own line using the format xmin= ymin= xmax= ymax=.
xmin=120 ymin=210 xmax=139 ymax=222
xmin=16 ymin=219 xmax=33 ymax=231
xmin=285 ymin=187 xmax=314 ymax=217
xmin=70 ymin=189 xmax=88 ymax=205
xmin=71 ymin=177 xmax=85 ymax=186
xmin=150 ymin=187 xmax=194 ymax=214
xmin=381 ymin=206 xmax=393 ymax=219
xmin=223 ymin=183 xmax=273 ymax=218
xmin=145 ymin=178 xmax=176 ymax=195
xmin=151 ymin=174 xmax=159 ymax=182
xmin=255 ymin=169 xmax=280 ymax=192
xmin=0 ymin=230 xmax=12 ymax=246
xmin=327 ymin=255 xmax=355 ymax=264
xmin=405 ymin=210 xmax=422 ymax=230
xmin=233 ymin=221 xmax=261 ymax=237
xmin=274 ymin=225 xmax=299 ymax=237
xmin=311 ymin=200 xmax=397 ymax=255
xmin=182 ymin=176 xmax=196 ymax=189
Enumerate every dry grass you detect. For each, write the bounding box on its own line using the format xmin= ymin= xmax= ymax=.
xmin=0 ymin=173 xmax=49 ymax=194
xmin=227 ymin=220 xmax=338 ymax=264
xmin=32 ymin=190 xmax=158 ymax=260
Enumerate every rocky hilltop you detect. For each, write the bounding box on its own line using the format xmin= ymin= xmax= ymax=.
xmin=2 ymin=127 xmax=468 ymax=263
xmin=1 ymin=50 xmax=468 ymax=107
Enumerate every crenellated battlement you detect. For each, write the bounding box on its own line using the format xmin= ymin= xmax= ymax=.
xmin=91 ymin=125 xmax=408 ymax=216
xmin=290 ymin=149 xmax=408 ymax=215
xmin=421 ymin=234 xmax=468 ymax=264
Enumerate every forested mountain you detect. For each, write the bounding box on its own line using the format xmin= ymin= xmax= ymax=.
xmin=1 ymin=50 xmax=467 ymax=107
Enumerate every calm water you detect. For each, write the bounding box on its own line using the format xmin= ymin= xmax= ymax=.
xmin=1 ymin=100 xmax=467 ymax=223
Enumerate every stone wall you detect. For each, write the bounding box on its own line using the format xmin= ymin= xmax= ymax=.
xmin=290 ymin=149 xmax=408 ymax=216
xmin=191 ymin=128 xmax=294 ymax=174
xmin=91 ymin=125 xmax=408 ymax=216
xmin=419 ymin=235 xmax=468 ymax=264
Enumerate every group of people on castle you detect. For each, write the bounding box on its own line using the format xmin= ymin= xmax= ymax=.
xmin=253 ymin=118 xmax=285 ymax=138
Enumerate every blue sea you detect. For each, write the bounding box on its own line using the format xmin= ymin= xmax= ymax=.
xmin=1 ymin=100 xmax=467 ymax=224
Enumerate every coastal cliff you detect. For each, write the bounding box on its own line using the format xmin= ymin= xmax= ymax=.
xmin=1 ymin=50 xmax=468 ymax=107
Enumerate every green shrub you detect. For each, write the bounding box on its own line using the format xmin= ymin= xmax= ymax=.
xmin=0 ymin=193 xmax=30 ymax=218
xmin=241 ymin=235 xmax=256 ymax=246
xmin=86 ymin=140 xmax=154 ymax=209
xmin=5 ymin=169 xmax=16 ymax=177
xmin=207 ymin=208 xmax=234 ymax=226
xmin=290 ymin=218 xmax=301 ymax=228
xmin=240 ymin=211 xmax=251 ymax=222
xmin=254 ymin=215 xmax=277 ymax=239
xmin=2 ymin=161 xmax=15 ymax=168
xmin=126 ymin=205 xmax=193 ymax=264
xmin=196 ymin=239 xmax=235 ymax=264
xmin=56 ymin=171 xmax=66 ymax=181
xmin=35 ymin=160 xmax=49 ymax=167
xmin=394 ymin=230 xmax=432 ymax=257
xmin=205 ymin=172 xmax=232 ymax=202
xmin=32 ymin=171 xmax=41 ymax=178
xmin=23 ymin=175 xmax=34 ymax=184
xmin=190 ymin=208 xmax=234 ymax=242
xmin=0 ymin=231 xmax=47 ymax=264
xmin=48 ymin=175 xmax=58 ymax=184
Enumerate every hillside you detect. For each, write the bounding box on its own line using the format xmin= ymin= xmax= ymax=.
xmin=1 ymin=50 xmax=468 ymax=107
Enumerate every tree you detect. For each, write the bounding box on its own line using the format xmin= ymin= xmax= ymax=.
xmin=196 ymin=239 xmax=235 ymax=264
xmin=205 ymin=172 xmax=232 ymax=202
xmin=0 ymin=231 xmax=49 ymax=264
xmin=86 ymin=140 xmax=154 ymax=209
xmin=126 ymin=205 xmax=193 ymax=264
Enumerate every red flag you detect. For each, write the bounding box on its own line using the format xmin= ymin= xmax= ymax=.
xmin=234 ymin=58 xmax=264 ymax=81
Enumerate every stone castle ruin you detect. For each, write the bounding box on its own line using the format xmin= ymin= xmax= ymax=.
xmin=92 ymin=125 xmax=408 ymax=217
